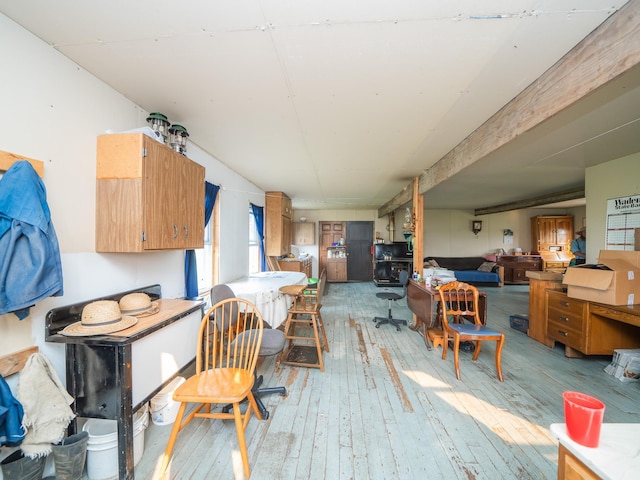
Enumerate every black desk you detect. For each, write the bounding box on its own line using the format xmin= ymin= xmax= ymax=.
xmin=46 ymin=285 xmax=204 ymax=480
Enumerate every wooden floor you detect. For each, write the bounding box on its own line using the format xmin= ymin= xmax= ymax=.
xmin=132 ymin=282 xmax=639 ymax=480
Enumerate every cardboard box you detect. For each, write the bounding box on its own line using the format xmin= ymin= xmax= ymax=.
xmin=563 ymin=250 xmax=640 ymax=305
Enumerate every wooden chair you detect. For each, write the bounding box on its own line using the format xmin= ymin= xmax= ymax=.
xmin=211 ymin=284 xmax=287 ymax=420
xmin=437 ymin=281 xmax=505 ymax=382
xmin=277 ymin=269 xmax=329 ymax=371
xmin=159 ymin=298 xmax=264 ymax=478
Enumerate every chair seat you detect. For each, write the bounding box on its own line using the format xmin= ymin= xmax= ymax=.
xmin=448 ymin=324 xmax=502 ymax=336
xmin=173 ymin=368 xmax=254 ymax=404
xmin=235 ymin=328 xmax=285 ymax=357
xmin=376 ymin=292 xmax=403 ymax=301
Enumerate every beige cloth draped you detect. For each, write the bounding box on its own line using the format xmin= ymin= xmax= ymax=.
xmin=16 ymin=352 xmax=75 ymax=458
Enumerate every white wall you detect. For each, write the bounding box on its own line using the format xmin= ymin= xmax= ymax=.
xmin=420 ymin=206 xmax=586 ymax=258
xmin=0 ymin=14 xmax=263 ymax=386
xmin=585 ymin=153 xmax=640 ymax=262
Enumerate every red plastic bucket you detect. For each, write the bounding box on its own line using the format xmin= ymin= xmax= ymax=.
xmin=563 ymin=391 xmax=605 ymax=447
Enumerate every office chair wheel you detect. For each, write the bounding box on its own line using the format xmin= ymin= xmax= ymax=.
xmin=396 ymin=326 xmax=401 ymax=332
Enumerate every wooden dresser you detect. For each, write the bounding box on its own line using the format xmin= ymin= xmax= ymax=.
xmin=546 ymin=290 xmax=640 ymax=357
xmin=496 ymin=255 xmax=542 ymax=284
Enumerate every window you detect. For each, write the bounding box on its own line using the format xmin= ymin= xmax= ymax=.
xmin=249 ymin=208 xmax=260 ymax=274
xmin=196 ymin=199 xmax=218 ymax=294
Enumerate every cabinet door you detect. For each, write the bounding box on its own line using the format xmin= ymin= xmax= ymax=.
xmin=177 ymin=155 xmax=205 ymax=249
xmin=320 ymin=222 xmax=345 ymax=275
xmin=536 ymin=217 xmax=557 ymax=250
xmin=293 ymin=223 xmax=315 ymax=245
xmin=327 ymin=259 xmax=347 ymax=282
xmin=555 ymin=217 xmax=573 ymax=246
xmin=143 ymin=140 xmax=179 ymax=250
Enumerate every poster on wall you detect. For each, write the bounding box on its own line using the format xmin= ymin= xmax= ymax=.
xmin=605 ymin=194 xmax=640 ymax=250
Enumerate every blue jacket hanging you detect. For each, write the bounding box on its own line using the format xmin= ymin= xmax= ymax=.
xmin=0 ymin=374 xmax=25 ymax=448
xmin=0 ymin=161 xmax=63 ymax=319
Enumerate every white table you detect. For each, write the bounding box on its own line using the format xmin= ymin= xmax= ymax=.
xmin=226 ymin=271 xmax=307 ymax=328
xmin=550 ymin=423 xmax=640 ymax=479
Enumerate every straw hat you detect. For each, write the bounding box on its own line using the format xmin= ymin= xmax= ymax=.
xmin=119 ymin=292 xmax=160 ymax=317
xmin=575 ymin=226 xmax=587 ymax=234
xmin=61 ymin=300 xmax=137 ymax=336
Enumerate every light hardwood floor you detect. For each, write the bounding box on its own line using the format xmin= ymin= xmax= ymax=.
xmin=133 ymin=282 xmax=639 ymax=480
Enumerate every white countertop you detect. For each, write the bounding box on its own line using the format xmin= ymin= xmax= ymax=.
xmin=550 ymin=423 xmax=640 ymax=480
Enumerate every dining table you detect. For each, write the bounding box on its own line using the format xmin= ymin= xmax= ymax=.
xmin=226 ymin=271 xmax=308 ymax=328
xmin=406 ymin=279 xmax=487 ymax=350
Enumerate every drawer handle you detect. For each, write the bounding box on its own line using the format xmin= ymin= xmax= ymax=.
xmin=173 ymin=224 xmax=179 ymax=239
xmin=559 ymin=301 xmax=570 ymax=307
xmin=559 ymin=316 xmax=569 ymax=322
xmin=558 ymin=330 xmax=568 ymax=337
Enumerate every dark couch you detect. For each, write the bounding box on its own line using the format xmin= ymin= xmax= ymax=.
xmin=423 ymin=256 xmax=504 ymax=287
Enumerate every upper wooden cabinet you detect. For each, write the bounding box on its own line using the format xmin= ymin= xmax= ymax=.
xmin=265 ymin=191 xmax=292 ymax=256
xmin=292 ymin=222 xmax=315 ymax=245
xmin=95 ymin=133 xmax=205 ymax=252
xmin=531 ymin=215 xmax=573 ymax=253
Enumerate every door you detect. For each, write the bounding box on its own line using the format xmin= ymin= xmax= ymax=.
xmin=346 ymin=221 xmax=373 ymax=281
xmin=319 ymin=222 xmax=345 ymax=277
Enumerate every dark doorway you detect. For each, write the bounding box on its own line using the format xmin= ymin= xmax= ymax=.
xmin=346 ymin=221 xmax=373 ymax=281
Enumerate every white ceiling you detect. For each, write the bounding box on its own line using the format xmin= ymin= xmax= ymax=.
xmin=1 ymin=1 xmax=637 ymax=211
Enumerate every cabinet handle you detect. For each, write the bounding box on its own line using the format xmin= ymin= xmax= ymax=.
xmin=183 ymin=225 xmax=188 ymax=239
xmin=559 ymin=301 xmax=570 ymax=307
xmin=559 ymin=316 xmax=569 ymax=322
xmin=173 ymin=224 xmax=178 ymax=239
xmin=557 ymin=330 xmax=568 ymax=337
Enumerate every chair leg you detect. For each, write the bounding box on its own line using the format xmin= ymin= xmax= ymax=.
xmin=159 ymin=401 xmax=188 ymax=476
xmin=373 ymin=301 xmax=407 ymax=331
xmin=222 ymin=371 xmax=287 ymax=420
xmin=495 ymin=334 xmax=505 ymax=382
xmin=233 ymin=403 xmax=251 ymax=478
xmin=452 ymin=335 xmax=462 ymax=380
xmin=318 ymin=312 xmax=329 ymax=352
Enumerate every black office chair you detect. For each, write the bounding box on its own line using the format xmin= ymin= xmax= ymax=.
xmin=373 ymin=270 xmax=409 ymax=331
xmin=210 ymin=284 xmax=287 ymax=419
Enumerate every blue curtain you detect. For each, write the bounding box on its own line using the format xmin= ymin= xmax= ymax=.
xmin=250 ymin=203 xmax=267 ymax=272
xmin=185 ymin=182 xmax=220 ymax=299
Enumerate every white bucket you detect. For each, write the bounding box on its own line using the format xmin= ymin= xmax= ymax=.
xmin=150 ymin=376 xmax=185 ymax=426
xmin=82 ymin=403 xmax=149 ymax=480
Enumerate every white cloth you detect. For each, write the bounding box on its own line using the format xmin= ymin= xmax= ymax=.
xmin=16 ymin=353 xmax=75 ymax=458
xmin=227 ymin=271 xmax=307 ymax=328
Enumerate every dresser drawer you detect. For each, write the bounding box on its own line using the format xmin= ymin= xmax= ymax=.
xmin=547 ymin=291 xmax=586 ymax=316
xmin=546 ymin=321 xmax=584 ymax=350
xmin=547 ymin=306 xmax=585 ymax=333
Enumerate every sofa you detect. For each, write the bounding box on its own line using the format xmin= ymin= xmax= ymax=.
xmin=423 ymin=256 xmax=504 ymax=287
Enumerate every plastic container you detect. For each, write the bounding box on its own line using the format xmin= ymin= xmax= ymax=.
xmin=150 ymin=376 xmax=185 ymax=426
xmin=83 ymin=404 xmax=149 ymax=480
xmin=563 ymin=391 xmax=605 ymax=448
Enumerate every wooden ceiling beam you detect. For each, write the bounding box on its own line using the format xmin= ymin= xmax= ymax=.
xmin=378 ymin=1 xmax=640 ymax=218
xmin=474 ymin=187 xmax=585 ymax=216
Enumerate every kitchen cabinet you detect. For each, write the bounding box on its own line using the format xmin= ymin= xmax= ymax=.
xmin=279 ymin=257 xmax=312 ymax=277
xmin=496 ymin=255 xmax=542 ymax=284
xmin=265 ymin=191 xmax=292 ymax=256
xmin=292 ymin=222 xmax=315 ymax=245
xmin=319 ymin=221 xmax=346 ymax=281
xmin=531 ymin=215 xmax=574 ymax=255
xmin=326 ymin=246 xmax=347 ymax=282
xmin=96 ymin=133 xmax=205 ymax=252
